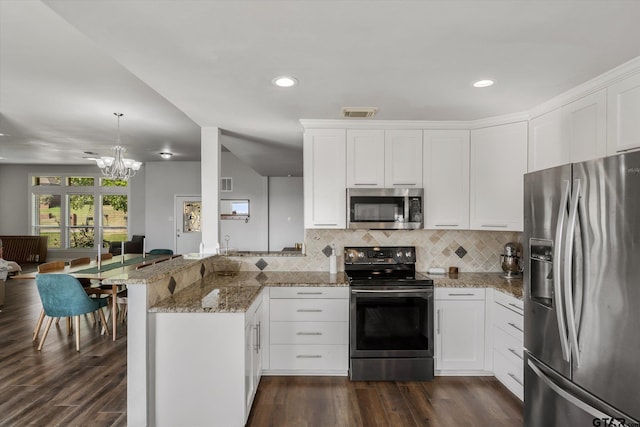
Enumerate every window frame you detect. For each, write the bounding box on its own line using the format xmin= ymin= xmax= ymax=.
xmin=29 ymin=173 xmax=131 ymax=251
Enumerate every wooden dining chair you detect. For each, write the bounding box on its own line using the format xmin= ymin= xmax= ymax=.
xmin=35 ymin=274 xmax=110 ymax=351
xmin=69 ymin=257 xmax=91 ymax=267
xmin=37 ymin=261 xmax=66 ymax=273
xmin=97 ymin=253 xmax=113 ymax=261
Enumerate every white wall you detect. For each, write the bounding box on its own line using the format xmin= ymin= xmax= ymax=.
xmin=268 ymin=177 xmax=303 ymax=251
xmin=144 ymin=162 xmax=201 ymax=252
xmin=219 ymin=152 xmax=268 ymax=251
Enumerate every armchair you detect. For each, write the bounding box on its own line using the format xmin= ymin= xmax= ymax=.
xmin=108 ymin=235 xmax=145 ymax=255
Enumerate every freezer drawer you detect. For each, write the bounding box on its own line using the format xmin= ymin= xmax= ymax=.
xmin=525 ymin=353 xmax=637 ymax=427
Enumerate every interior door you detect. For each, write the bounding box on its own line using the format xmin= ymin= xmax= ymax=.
xmin=174 ymin=195 xmax=202 ymax=254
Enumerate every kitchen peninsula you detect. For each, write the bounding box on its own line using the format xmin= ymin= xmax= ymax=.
xmin=112 ymin=254 xmax=522 ymax=427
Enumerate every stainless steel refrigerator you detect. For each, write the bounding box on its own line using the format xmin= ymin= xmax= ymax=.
xmin=524 ymin=150 xmax=640 ymax=427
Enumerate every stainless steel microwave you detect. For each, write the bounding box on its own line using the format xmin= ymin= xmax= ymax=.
xmin=347 ymin=188 xmax=424 ymax=230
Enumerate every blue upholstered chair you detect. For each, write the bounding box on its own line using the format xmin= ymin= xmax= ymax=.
xmin=35 ymin=274 xmax=110 ymax=351
xmin=148 ymin=249 xmax=173 ymax=255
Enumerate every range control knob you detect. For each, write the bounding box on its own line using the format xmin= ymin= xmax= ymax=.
xmin=405 ymin=249 xmax=414 ymax=259
xmin=396 ymin=250 xmax=404 ymax=260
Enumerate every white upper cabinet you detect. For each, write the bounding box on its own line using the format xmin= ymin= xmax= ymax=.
xmin=470 ymin=121 xmax=528 ymax=231
xmin=423 ymin=130 xmax=470 ymax=229
xmin=529 ymin=89 xmax=607 ymax=172
xmin=607 ymin=72 xmax=640 ymax=155
xmin=346 ymin=129 xmax=385 ymax=187
xmin=566 ymin=89 xmax=607 ymax=163
xmin=528 ymin=108 xmax=568 ymax=172
xmin=346 ymin=129 xmax=422 ymax=188
xmin=303 ymin=129 xmax=346 ymax=228
xmin=384 ymin=130 xmax=423 ymax=187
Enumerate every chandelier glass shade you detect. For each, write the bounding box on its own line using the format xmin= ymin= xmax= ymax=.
xmin=95 ymin=113 xmax=142 ymax=180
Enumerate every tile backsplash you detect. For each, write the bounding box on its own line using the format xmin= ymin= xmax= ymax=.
xmin=236 ymin=229 xmax=522 ymax=273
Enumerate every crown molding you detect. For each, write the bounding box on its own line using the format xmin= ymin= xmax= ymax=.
xmin=300 ymin=112 xmax=529 ymax=132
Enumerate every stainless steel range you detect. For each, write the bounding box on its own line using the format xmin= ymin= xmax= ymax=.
xmin=345 ymin=246 xmax=434 ymax=381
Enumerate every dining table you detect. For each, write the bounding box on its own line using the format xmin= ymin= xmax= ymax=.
xmin=12 ymin=253 xmax=168 ymax=340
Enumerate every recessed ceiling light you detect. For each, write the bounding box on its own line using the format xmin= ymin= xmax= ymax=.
xmin=159 ymin=152 xmax=173 ymax=159
xmin=272 ymin=76 xmax=298 ymax=88
xmin=473 ymin=79 xmax=495 ymax=88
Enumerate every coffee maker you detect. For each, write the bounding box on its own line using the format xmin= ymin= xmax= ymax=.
xmin=500 ymin=242 xmax=523 ymax=279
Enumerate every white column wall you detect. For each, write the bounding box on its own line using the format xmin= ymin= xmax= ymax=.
xmin=201 ymin=127 xmax=221 ymax=252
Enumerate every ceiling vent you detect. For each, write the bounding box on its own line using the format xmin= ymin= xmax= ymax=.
xmin=341 ymin=107 xmax=378 ymax=119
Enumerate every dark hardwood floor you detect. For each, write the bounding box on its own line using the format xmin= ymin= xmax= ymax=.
xmin=1 ymin=274 xmax=523 ymax=427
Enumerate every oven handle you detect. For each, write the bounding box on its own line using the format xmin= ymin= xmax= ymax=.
xmin=351 ymin=289 xmax=432 ymax=294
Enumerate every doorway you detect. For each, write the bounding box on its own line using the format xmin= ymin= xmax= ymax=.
xmin=174 ymin=195 xmax=202 ymax=254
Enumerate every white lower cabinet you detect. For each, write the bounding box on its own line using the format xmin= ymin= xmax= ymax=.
xmin=434 ymin=288 xmax=487 ymax=374
xmin=492 ymin=291 xmax=524 ymax=401
xmin=267 ymin=286 xmax=349 ymax=375
xmin=153 ymin=292 xmax=264 ymax=427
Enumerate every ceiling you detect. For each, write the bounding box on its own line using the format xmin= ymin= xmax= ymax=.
xmin=2 ymin=1 xmax=640 ymax=177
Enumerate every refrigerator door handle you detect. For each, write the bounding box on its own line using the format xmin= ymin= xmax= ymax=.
xmin=554 ymin=179 xmax=571 ymax=362
xmin=564 ymin=179 xmax=581 ymax=367
xmin=528 ymin=359 xmax=617 ymax=423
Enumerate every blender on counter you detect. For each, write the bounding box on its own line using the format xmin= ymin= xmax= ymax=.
xmin=500 ymin=242 xmax=523 ymax=279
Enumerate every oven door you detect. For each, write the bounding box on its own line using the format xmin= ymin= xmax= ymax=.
xmin=350 ymin=286 xmax=434 ymax=359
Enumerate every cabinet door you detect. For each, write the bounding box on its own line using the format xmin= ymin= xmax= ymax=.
xmin=435 ymin=299 xmax=486 ymax=371
xmin=385 ymin=130 xmax=423 ymax=187
xmin=303 ymin=129 xmax=346 ymax=228
xmin=423 ymin=130 xmax=470 ymax=229
xmin=253 ymin=303 xmax=263 ymax=394
xmin=244 ymin=320 xmax=255 ymax=413
xmin=566 ymin=89 xmax=607 ymax=163
xmin=346 ymin=129 xmax=385 ymax=187
xmin=607 ymin=72 xmax=640 ymax=155
xmin=470 ymin=122 xmax=528 ymax=231
xmin=528 ymin=108 xmax=568 ymax=172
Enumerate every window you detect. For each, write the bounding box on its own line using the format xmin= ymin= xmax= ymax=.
xmin=30 ymin=175 xmax=129 ymax=250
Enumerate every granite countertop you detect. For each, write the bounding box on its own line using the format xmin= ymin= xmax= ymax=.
xmin=150 ymin=271 xmax=348 ymax=313
xmin=150 ymin=269 xmax=521 ymax=313
xmin=424 ymin=272 xmax=523 ymax=300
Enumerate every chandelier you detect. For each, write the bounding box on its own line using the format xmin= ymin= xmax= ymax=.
xmin=95 ymin=113 xmax=142 ymax=180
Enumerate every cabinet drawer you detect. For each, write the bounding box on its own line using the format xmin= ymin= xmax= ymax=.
xmin=493 ymin=349 xmax=524 ymax=401
xmin=270 ymin=321 xmax=348 ymax=345
xmin=493 ymin=326 xmax=524 ymax=366
xmin=270 ymin=287 xmax=348 ymax=299
xmin=270 ymin=299 xmax=348 ymax=322
xmin=494 ymin=302 xmax=524 ymax=341
xmin=494 ymin=291 xmax=524 ymax=313
xmin=270 ymin=344 xmax=348 ymax=371
xmin=435 ymin=287 xmax=485 ymax=300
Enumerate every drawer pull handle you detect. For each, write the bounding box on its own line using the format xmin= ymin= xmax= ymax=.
xmin=296 ymin=355 xmax=322 ymax=359
xmin=508 ymin=348 xmax=523 ymax=360
xmin=436 ymin=309 xmax=441 ymax=335
xmin=435 ymin=224 xmax=459 ymax=227
xmin=297 ymin=292 xmax=323 ymax=295
xmin=508 ymin=322 xmax=524 ymax=333
xmin=297 ymin=332 xmax=322 ymax=336
xmin=508 ymin=372 xmax=523 ymax=386
xmin=297 ymin=309 xmax=322 ymax=313
xmin=448 ymin=293 xmax=475 ymax=297
xmin=481 ymin=224 xmax=508 ymax=228
xmin=354 ymin=183 xmax=378 ymax=186
xmin=508 ymin=302 xmax=523 ymax=311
